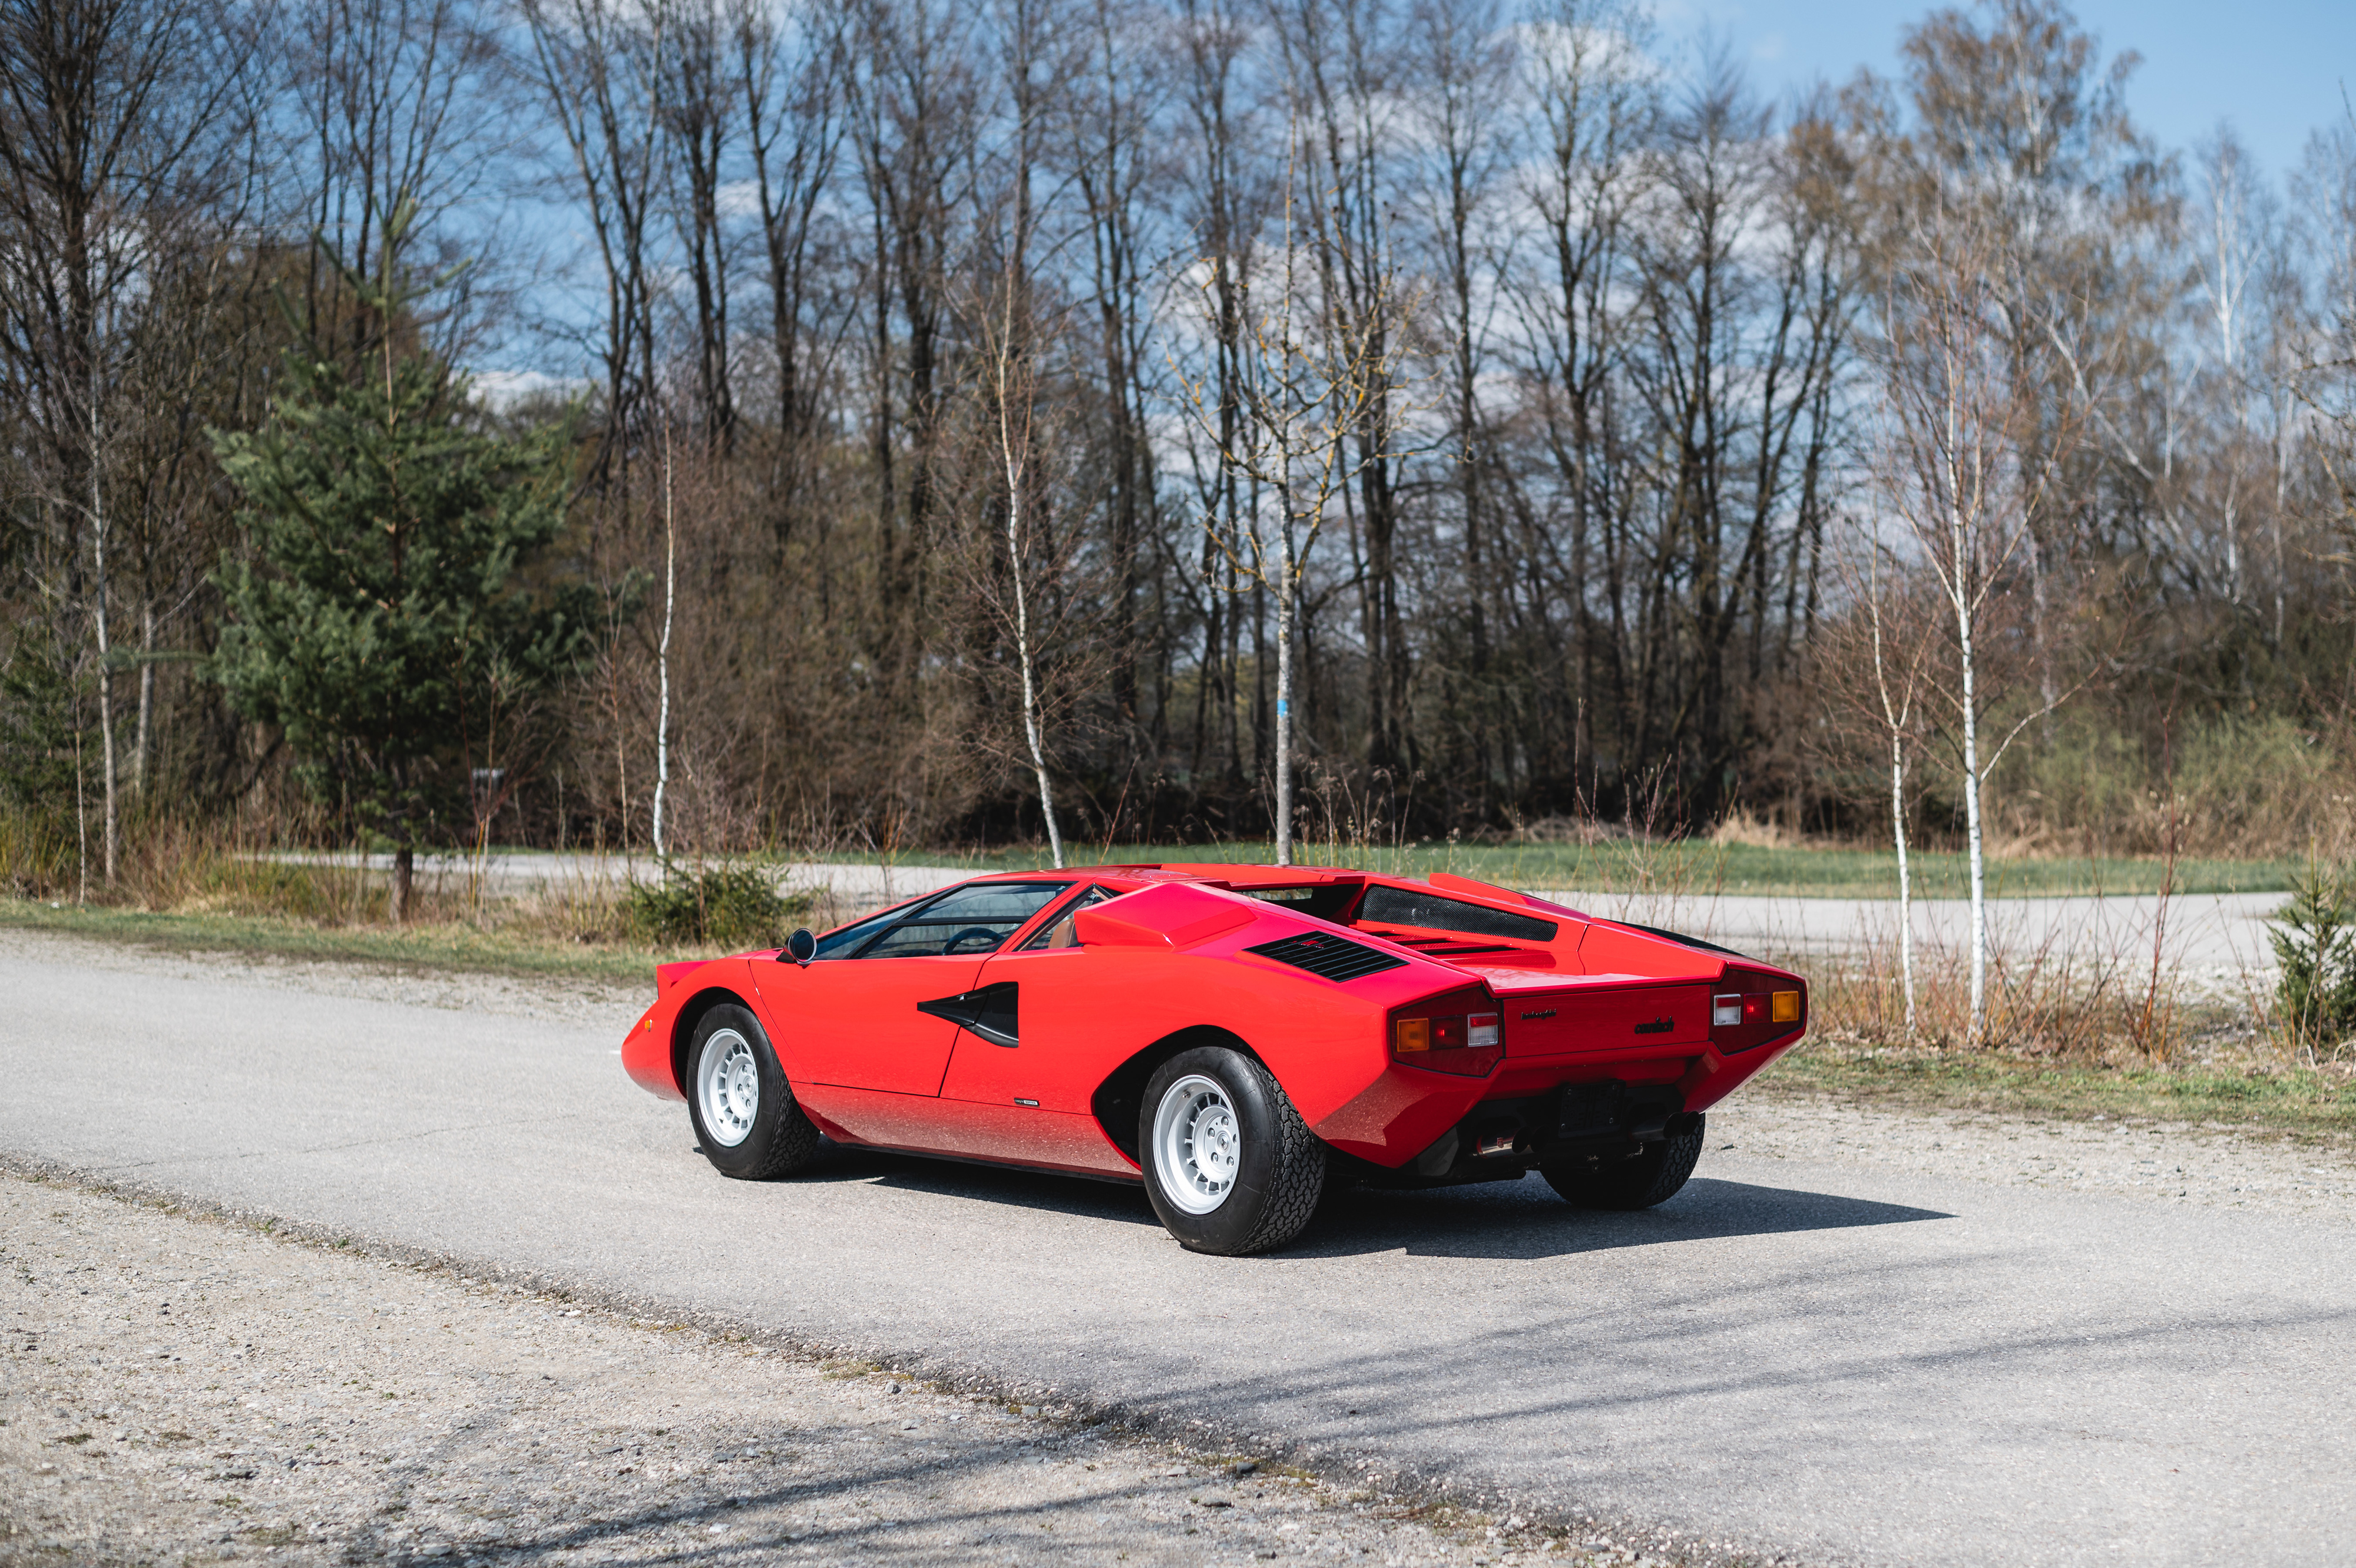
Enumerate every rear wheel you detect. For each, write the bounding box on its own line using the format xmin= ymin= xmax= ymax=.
xmin=687 ymin=1004 xmax=822 ymax=1180
xmin=1541 ymin=1114 xmax=1705 ymax=1210
xmin=1140 ymin=1046 xmax=1325 ymax=1256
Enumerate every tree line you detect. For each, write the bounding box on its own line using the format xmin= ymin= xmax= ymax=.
xmin=4 ymin=0 xmax=2356 ymax=893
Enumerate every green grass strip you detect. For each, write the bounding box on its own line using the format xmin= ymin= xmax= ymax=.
xmin=0 ymin=898 xmax=659 ymax=988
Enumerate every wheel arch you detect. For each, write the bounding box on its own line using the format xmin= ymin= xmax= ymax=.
xmin=1090 ymin=1025 xmax=1268 ymax=1167
xmin=669 ymin=986 xmax=756 ymax=1096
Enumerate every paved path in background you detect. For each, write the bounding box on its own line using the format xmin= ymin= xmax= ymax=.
xmin=1540 ymin=888 xmax=2285 ymax=973
xmin=272 ymin=852 xmax=2290 ymax=972
xmin=4 ymin=931 xmax=2351 ymax=1568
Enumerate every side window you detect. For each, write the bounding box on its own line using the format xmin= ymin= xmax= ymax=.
xmin=1018 ymin=885 xmax=1111 ymax=950
xmin=810 ymin=901 xmax=922 ymax=960
xmin=852 ymin=882 xmax=1067 ymax=960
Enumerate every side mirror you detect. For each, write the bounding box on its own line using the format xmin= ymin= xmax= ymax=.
xmin=783 ymin=929 xmax=816 ymax=966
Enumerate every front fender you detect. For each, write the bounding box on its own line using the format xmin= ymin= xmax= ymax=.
xmin=621 ymin=959 xmax=761 ymax=1101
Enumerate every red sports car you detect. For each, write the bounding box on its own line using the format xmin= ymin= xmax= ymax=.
xmin=622 ymin=865 xmax=1807 ymax=1255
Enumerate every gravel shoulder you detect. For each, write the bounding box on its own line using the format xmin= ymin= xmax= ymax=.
xmin=1709 ymin=1096 xmax=2356 ymax=1219
xmin=2 ymin=1176 xmax=1596 ymax=1568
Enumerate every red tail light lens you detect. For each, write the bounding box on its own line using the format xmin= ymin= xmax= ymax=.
xmin=1709 ymin=971 xmax=1806 ymax=1053
xmin=1390 ymin=987 xmax=1504 ymax=1076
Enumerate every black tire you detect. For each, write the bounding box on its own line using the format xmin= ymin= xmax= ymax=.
xmin=1139 ymin=1046 xmax=1325 ymax=1256
xmin=1541 ymin=1114 xmax=1706 ymax=1210
xmin=686 ymin=1003 xmax=823 ymax=1180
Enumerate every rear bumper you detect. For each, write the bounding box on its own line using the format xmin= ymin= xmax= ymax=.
xmin=1310 ymin=1028 xmax=1802 ymax=1169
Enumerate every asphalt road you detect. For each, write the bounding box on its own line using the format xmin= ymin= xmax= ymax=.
xmin=6 ymin=936 xmax=2351 ymax=1567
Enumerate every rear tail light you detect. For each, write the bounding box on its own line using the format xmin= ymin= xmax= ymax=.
xmin=1709 ymin=972 xmax=1807 ymax=1054
xmin=1390 ymin=987 xmax=1503 ymax=1077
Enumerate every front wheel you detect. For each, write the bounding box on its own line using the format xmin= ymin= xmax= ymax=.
xmin=1541 ymin=1114 xmax=1705 ymax=1210
xmin=1140 ymin=1046 xmax=1325 ymax=1256
xmin=687 ymin=1004 xmax=822 ymax=1180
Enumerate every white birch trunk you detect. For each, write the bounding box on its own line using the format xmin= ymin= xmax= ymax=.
xmin=74 ymin=713 xmax=89 ymax=905
xmin=1867 ymin=547 xmax=1916 ymax=1037
xmin=1951 ymin=548 xmax=1988 ymax=1044
xmin=1273 ymin=490 xmax=1295 ymax=868
xmin=1004 ymin=450 xmax=1063 ymax=868
xmin=134 ymin=600 xmax=153 ymax=798
xmin=652 ymin=422 xmax=676 ymax=860
xmin=1891 ymin=730 xmax=1915 ymax=1036
xmin=90 ymin=382 xmax=118 ymax=885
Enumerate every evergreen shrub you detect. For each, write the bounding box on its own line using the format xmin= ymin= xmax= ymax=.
xmin=2268 ymin=861 xmax=2356 ymax=1057
xmin=626 ymin=864 xmax=803 ymax=950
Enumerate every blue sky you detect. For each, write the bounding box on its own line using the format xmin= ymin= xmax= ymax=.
xmin=1685 ymin=0 xmax=2356 ymax=180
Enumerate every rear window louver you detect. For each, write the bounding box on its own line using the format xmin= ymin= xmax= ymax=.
xmin=1245 ymin=930 xmax=1408 ymax=982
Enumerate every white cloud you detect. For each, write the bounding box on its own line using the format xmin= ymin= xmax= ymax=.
xmin=472 ymin=369 xmax=585 ymax=411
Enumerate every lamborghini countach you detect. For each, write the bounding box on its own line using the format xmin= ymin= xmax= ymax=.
xmin=622 ymin=865 xmax=1805 ymax=1254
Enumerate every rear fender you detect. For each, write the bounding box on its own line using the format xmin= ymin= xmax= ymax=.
xmin=1089 ymin=1026 xmax=1265 ymax=1169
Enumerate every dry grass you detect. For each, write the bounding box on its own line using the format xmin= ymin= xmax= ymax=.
xmin=0 ymin=806 xmax=858 ymax=980
xmin=1706 ymin=809 xmax=1802 ymax=850
xmin=1786 ymin=927 xmax=2244 ymax=1063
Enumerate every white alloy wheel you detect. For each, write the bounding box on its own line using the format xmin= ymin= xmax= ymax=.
xmin=697 ymin=1028 xmax=762 ymax=1148
xmin=1151 ymin=1073 xmax=1243 ymax=1215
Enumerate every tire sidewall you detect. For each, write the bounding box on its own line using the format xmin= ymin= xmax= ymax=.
xmin=688 ymin=1004 xmax=790 ymax=1179
xmin=1140 ymin=1046 xmax=1285 ymax=1253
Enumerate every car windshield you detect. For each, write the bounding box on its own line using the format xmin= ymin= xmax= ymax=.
xmin=810 ymin=903 xmax=910 ymax=960
xmin=852 ymin=881 xmax=1067 ymax=959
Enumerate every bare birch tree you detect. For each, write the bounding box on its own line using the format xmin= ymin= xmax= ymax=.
xmin=1828 ymin=514 xmax=1936 ymax=1035
xmin=0 ymin=0 xmax=246 ymax=884
xmin=1182 ymin=129 xmax=1416 ymax=865
xmin=979 ymin=268 xmax=1066 ymax=866
xmin=1876 ymin=200 xmax=2085 ymax=1043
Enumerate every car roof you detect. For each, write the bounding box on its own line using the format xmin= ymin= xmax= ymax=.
xmin=962 ymin=863 xmax=1358 ymax=885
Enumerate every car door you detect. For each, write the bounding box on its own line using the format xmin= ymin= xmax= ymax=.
xmin=929 ymin=886 xmax=1142 ymax=1174
xmin=758 ymin=881 xmax=1068 ymax=1099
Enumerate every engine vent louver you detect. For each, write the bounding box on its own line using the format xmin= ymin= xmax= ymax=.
xmin=1245 ymin=930 xmax=1408 ymax=983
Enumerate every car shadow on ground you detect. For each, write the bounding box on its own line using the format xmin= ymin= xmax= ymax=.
xmin=1293 ymin=1176 xmax=1954 ymax=1261
xmin=785 ymin=1146 xmax=1950 ymax=1259
xmin=796 ymin=1143 xmax=1167 ymax=1226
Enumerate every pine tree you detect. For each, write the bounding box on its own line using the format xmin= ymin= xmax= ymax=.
xmin=210 ymin=206 xmax=596 ymax=921
xmin=2269 ymin=860 xmax=2356 ymax=1056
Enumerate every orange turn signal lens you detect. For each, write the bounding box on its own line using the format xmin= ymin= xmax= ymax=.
xmin=1394 ymin=1017 xmax=1431 ymax=1053
xmin=1771 ymin=990 xmax=1801 ymax=1024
